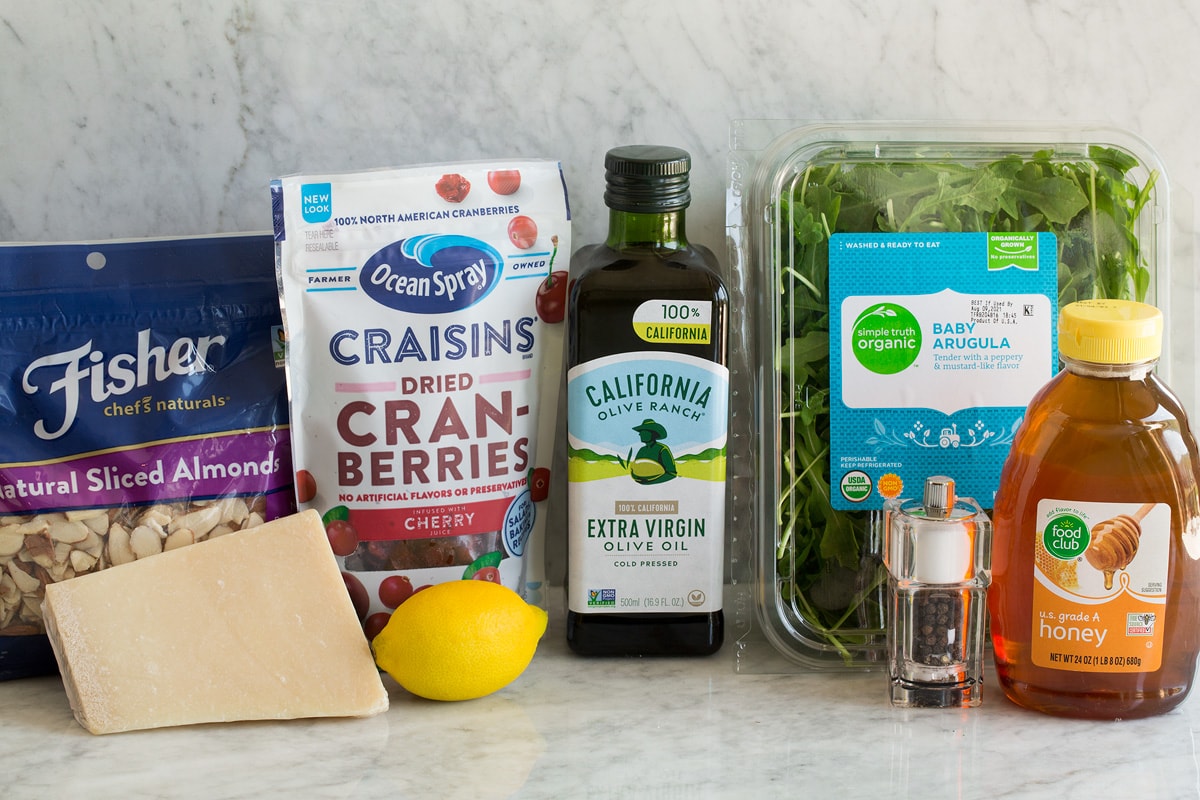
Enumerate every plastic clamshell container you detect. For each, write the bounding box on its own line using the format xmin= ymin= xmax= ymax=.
xmin=726 ymin=121 xmax=1178 ymax=671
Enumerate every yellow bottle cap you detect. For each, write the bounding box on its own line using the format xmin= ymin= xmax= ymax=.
xmin=1058 ymin=299 xmax=1162 ymax=364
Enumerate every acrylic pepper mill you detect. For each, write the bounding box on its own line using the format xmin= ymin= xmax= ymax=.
xmin=884 ymin=475 xmax=991 ymax=708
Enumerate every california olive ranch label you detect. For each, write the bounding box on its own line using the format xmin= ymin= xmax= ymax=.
xmin=567 ymin=342 xmax=728 ymax=615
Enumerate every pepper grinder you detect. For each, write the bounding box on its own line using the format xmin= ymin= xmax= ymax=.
xmin=884 ymin=475 xmax=991 ymax=708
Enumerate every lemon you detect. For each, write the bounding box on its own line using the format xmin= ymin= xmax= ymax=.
xmin=372 ymin=579 xmax=548 ymax=701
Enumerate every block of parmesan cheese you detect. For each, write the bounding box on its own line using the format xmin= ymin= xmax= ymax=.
xmin=42 ymin=509 xmax=389 ymax=734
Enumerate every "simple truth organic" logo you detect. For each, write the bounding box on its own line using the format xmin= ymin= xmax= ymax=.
xmin=850 ymin=303 xmax=921 ymax=375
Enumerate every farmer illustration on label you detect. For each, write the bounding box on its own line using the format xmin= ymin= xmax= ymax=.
xmin=628 ymin=418 xmax=677 ymax=485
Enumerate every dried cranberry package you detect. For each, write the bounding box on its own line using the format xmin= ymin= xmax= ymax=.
xmin=273 ymin=161 xmax=571 ymax=632
xmin=0 ymin=234 xmax=294 ymax=680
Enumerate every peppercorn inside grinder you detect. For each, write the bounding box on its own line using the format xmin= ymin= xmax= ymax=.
xmin=884 ymin=476 xmax=991 ymax=708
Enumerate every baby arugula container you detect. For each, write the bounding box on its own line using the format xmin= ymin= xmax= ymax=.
xmin=726 ymin=121 xmax=1183 ymax=671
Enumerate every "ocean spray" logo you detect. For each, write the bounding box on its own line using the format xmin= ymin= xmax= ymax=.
xmin=360 ymin=235 xmax=502 ymax=314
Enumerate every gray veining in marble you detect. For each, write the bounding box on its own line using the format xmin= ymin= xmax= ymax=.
xmin=3 ymin=2 xmax=1198 ymax=251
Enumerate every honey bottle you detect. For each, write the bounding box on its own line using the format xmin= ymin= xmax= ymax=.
xmin=989 ymin=299 xmax=1200 ymax=719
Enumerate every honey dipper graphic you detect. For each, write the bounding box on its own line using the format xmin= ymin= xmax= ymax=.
xmin=1084 ymin=503 xmax=1155 ymax=590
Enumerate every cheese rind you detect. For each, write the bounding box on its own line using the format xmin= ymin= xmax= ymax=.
xmin=42 ymin=509 xmax=389 ymax=734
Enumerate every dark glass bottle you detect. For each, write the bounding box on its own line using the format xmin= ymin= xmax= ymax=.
xmin=565 ymin=145 xmax=729 ymax=656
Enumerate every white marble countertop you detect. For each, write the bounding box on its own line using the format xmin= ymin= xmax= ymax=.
xmin=3 ymin=591 xmax=1199 ymax=800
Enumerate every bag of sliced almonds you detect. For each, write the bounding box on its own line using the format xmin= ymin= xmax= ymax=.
xmin=0 ymin=234 xmax=294 ymax=679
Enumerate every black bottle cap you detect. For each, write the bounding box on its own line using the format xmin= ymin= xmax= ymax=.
xmin=603 ymin=145 xmax=692 ymax=213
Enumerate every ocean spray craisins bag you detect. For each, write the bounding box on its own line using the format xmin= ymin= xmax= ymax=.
xmin=0 ymin=234 xmax=293 ymax=680
xmin=272 ymin=161 xmax=570 ymax=628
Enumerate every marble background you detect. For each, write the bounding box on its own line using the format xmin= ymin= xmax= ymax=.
xmin=5 ymin=2 xmax=1198 ymax=256
xmin=4 ymin=1 xmax=1199 ymax=581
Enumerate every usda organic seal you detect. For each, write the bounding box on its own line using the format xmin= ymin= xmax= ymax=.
xmin=840 ymin=470 xmax=872 ymax=503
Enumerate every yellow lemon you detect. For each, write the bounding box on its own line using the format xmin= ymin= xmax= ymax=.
xmin=372 ymin=579 xmax=548 ymax=702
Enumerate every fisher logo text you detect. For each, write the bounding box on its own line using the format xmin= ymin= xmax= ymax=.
xmin=21 ymin=329 xmax=227 ymax=441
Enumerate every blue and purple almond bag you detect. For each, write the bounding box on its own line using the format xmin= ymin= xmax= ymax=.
xmin=0 ymin=234 xmax=293 ymax=680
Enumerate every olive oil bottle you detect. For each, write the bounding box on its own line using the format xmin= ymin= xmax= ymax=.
xmin=566 ymin=145 xmax=729 ymax=656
